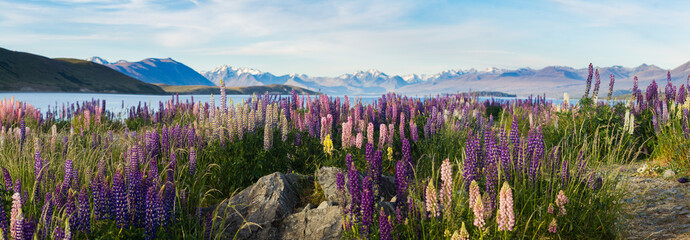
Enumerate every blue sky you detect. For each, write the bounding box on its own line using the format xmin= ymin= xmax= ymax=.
xmin=1 ymin=0 xmax=689 ymax=76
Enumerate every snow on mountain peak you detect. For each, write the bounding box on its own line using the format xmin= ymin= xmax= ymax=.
xmin=87 ymin=56 xmax=109 ymax=65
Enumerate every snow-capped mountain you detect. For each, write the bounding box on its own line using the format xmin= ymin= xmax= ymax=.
xmin=88 ymin=57 xmax=215 ymax=86
xmin=199 ymin=62 xmax=687 ymax=97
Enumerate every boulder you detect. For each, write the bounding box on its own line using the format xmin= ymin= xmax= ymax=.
xmin=216 ymin=172 xmax=300 ymax=239
xmin=280 ymin=201 xmax=343 ymax=240
xmin=316 ymin=166 xmax=397 ymax=204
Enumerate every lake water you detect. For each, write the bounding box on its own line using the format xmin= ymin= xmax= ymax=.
xmin=0 ymin=92 xmax=576 ymax=116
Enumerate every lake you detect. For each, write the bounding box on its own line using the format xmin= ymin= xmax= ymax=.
xmin=0 ymin=92 xmax=576 ymax=116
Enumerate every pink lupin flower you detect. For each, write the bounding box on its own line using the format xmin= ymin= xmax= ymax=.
xmin=355 ymin=132 xmax=363 ymax=149
xmin=472 ymin=193 xmax=485 ymax=229
xmin=9 ymin=192 xmax=21 ymax=239
xmin=556 ymin=190 xmax=568 ymax=216
xmin=497 ymin=182 xmax=515 ymax=231
xmin=548 ymin=218 xmax=558 ymax=233
xmin=367 ymin=122 xmax=374 ymax=144
xmin=547 ymin=203 xmax=555 ymax=215
xmin=468 ymin=180 xmax=480 ymax=209
xmin=440 ymin=158 xmax=453 ymax=214
xmin=425 ymin=181 xmax=439 ymax=218
xmin=378 ymin=124 xmax=387 ymax=150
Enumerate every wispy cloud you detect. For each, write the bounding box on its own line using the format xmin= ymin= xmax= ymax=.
xmin=0 ymin=0 xmax=688 ymax=76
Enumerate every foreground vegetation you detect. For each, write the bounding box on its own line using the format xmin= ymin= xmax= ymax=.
xmin=0 ymin=64 xmax=688 ymax=239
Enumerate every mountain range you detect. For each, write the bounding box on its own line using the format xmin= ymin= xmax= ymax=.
xmin=87 ymin=55 xmax=690 ymax=98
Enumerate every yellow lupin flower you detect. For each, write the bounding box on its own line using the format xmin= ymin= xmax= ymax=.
xmin=323 ymin=134 xmax=334 ymax=155
xmin=387 ymin=146 xmax=393 ymax=161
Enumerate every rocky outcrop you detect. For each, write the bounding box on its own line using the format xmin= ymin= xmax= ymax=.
xmin=316 ymin=166 xmax=397 ymax=204
xmin=217 ymin=172 xmax=300 ymax=239
xmin=213 ymin=167 xmax=399 ymax=240
xmin=280 ymin=201 xmax=343 ymax=240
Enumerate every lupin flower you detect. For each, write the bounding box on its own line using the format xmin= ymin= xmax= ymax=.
xmin=497 ymin=182 xmax=515 ymax=231
xmin=145 ymin=186 xmax=159 ymax=240
xmin=2 ymin=167 xmax=12 ymax=190
xmin=378 ymin=124 xmax=387 ymax=150
xmin=34 ymin=150 xmax=42 ymax=180
xmin=13 ymin=213 xmax=24 ymax=240
xmin=347 ymin=155 xmax=361 ymax=220
xmin=379 ymin=208 xmax=392 ymax=240
xmin=361 ymin=176 xmax=374 ymax=233
xmin=592 ymin=69 xmax=601 ymax=101
xmin=561 ymin=158 xmax=570 ymax=185
xmin=355 ymin=132 xmax=363 ymax=149
xmin=556 ymin=190 xmax=568 ymax=216
xmin=77 ymin=186 xmax=90 ymax=233
xmin=263 ymin=121 xmax=272 ymax=150
xmin=112 ymin=170 xmax=128 ymax=228
xmin=472 ymin=193 xmax=485 ymax=229
xmin=548 ymin=218 xmax=558 ymax=233
xmin=367 ymin=122 xmax=374 ymax=144
xmin=468 ymin=180 xmax=480 ymax=209
xmin=463 ymin=135 xmax=478 ymax=188
xmin=460 ymin=222 xmax=471 ymax=240
xmin=440 ymin=158 xmax=453 ymax=214
xmin=584 ymin=63 xmax=593 ymax=98
xmin=20 ymin=120 xmax=25 ymax=146
xmin=0 ymin=193 xmax=7 ymax=238
xmin=409 ymin=119 xmax=419 ymax=143
xmin=189 ymin=147 xmax=197 ymax=176
xmin=548 ymin=203 xmax=555 ymax=214
xmin=395 ymin=160 xmax=408 ymax=222
xmin=607 ymin=74 xmax=615 ymax=102
xmin=425 ymin=181 xmax=440 ymax=218
xmin=322 ymin=134 xmax=334 ymax=155
xmin=10 ymin=193 xmax=21 ymax=239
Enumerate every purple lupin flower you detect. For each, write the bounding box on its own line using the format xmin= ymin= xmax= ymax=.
xmin=463 ymin=134 xmax=478 ymax=189
xmin=2 ymin=167 xmax=11 ymax=191
xmin=62 ymin=159 xmax=73 ymax=194
xmin=395 ymin=160 xmax=408 ymax=223
xmin=145 ymin=186 xmax=159 ymax=240
xmin=13 ymin=214 xmax=24 ymax=240
xmin=77 ymin=186 xmax=90 ymax=234
xmin=162 ymin=181 xmax=175 ymax=226
xmin=592 ymin=69 xmax=601 ymax=100
xmin=360 ymin=176 xmax=374 ymax=235
xmin=347 ymin=154 xmax=361 ymax=221
xmin=112 ymin=170 xmax=128 ymax=228
xmin=65 ymin=193 xmax=77 ymax=233
xmin=14 ymin=179 xmax=21 ymax=200
xmin=0 ymin=192 xmax=7 ymax=239
xmin=500 ymin=128 xmax=512 ymax=180
xmin=584 ymin=63 xmax=593 ymax=98
xmin=678 ymin=84 xmax=686 ymax=104
xmin=379 ymin=208 xmax=392 ymax=240
xmin=189 ymin=147 xmax=197 ymax=176
xmin=54 ymin=225 xmax=65 ymax=240
xmin=632 ymin=76 xmax=639 ymax=99
xmin=485 ymin=131 xmax=498 ymax=213
xmin=34 ymin=150 xmax=42 ymax=180
xmin=409 ymin=119 xmax=418 ymax=143
xmin=20 ymin=120 xmax=26 ymax=146
xmin=607 ymin=74 xmax=615 ymax=102
xmin=561 ymin=157 xmax=570 ymax=185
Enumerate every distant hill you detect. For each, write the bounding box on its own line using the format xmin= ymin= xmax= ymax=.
xmin=90 ymin=57 xmax=215 ymax=86
xmin=0 ymin=47 xmax=166 ymax=94
xmin=156 ymin=84 xmax=319 ymax=95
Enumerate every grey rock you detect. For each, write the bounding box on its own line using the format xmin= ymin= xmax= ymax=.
xmin=280 ymin=205 xmax=343 ymax=240
xmin=316 ymin=166 xmax=398 ymax=205
xmin=216 ymin=172 xmax=300 ymax=240
xmin=662 ymin=169 xmax=676 ymax=179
